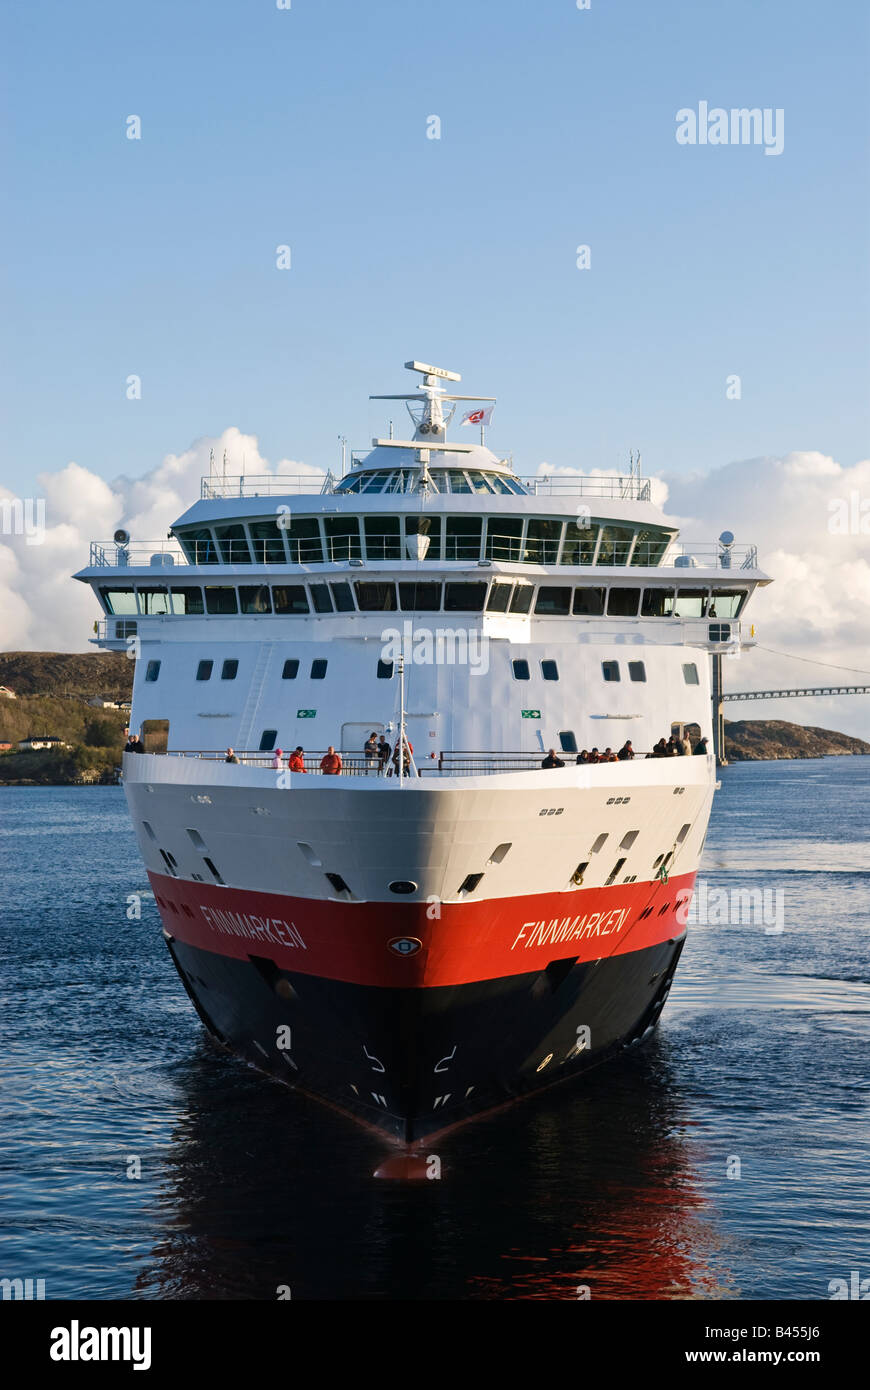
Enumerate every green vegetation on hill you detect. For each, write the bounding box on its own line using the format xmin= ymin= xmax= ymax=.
xmin=0 ymin=652 xmax=133 ymax=784
xmin=724 ymin=719 xmax=870 ymax=760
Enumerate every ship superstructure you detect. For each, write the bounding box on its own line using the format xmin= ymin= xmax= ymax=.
xmin=74 ymin=361 xmax=770 ymax=1143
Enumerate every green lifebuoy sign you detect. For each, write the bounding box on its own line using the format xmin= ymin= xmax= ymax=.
xmin=521 ymin=709 xmax=541 ymax=719
xmin=297 ymin=709 xmax=316 ymax=718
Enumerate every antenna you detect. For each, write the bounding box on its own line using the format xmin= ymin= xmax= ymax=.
xmin=338 ymin=435 xmax=347 ymax=474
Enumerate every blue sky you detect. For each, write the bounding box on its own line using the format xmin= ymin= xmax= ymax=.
xmin=2 ymin=0 xmax=868 ymax=492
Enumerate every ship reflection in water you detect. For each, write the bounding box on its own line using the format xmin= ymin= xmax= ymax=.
xmin=135 ymin=1036 xmax=731 ymax=1301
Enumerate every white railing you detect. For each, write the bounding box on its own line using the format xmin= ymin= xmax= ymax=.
xmin=201 ymin=473 xmax=334 ymax=499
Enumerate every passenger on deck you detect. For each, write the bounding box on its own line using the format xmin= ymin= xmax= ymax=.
xmin=541 ymin=749 xmax=565 ymax=769
xmin=588 ymin=747 xmax=601 ymax=764
xmin=694 ymin=735 xmax=709 ymax=755
xmin=224 ymin=747 xmax=239 ymax=763
xmin=603 ymin=747 xmax=617 ymax=762
xmin=320 ymin=746 xmax=342 ymax=775
xmin=389 ymin=736 xmax=414 ymax=777
xmin=617 ymin=740 xmax=634 ymax=760
xmin=270 ymin=748 xmax=284 ymax=770
xmin=364 ymin=732 xmax=379 ymax=770
xmin=377 ymin=736 xmax=391 ymax=774
xmin=651 ymin=737 xmax=668 ymax=758
xmin=681 ymin=732 xmax=693 ymax=756
xmin=125 ymin=733 xmax=145 ymax=754
xmin=288 ymin=746 xmax=306 ymax=773
xmin=576 ymin=750 xmax=590 ymax=764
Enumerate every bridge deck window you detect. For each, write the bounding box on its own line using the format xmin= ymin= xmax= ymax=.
xmin=573 ymin=587 xmax=605 ymax=615
xmin=196 ymin=660 xmax=213 ymax=681
xmin=535 ymin=586 xmax=571 ymax=615
xmin=170 ymin=585 xmax=204 ymax=614
xmin=355 ymin=581 xmax=397 ymax=611
xmin=628 ymin=661 xmax=647 ymax=682
xmin=215 ymin=524 xmax=251 ymax=564
xmin=309 ymin=583 xmax=333 ymax=613
xmin=285 ymin=518 xmax=324 ymax=564
xmin=324 ymin=516 xmax=361 ymax=561
xmin=330 ymin=581 xmax=355 ymax=612
xmin=486 ymin=582 xmax=513 ymax=612
xmin=541 ymin=660 xmax=559 ymax=681
xmin=405 ymin=516 xmax=441 ymax=561
xmin=311 ymin=659 xmax=328 ymax=679
xmin=282 ymin=659 xmax=299 ymax=679
xmin=364 ymin=516 xmax=401 ymax=561
xmin=641 ymin=588 xmax=675 ymax=617
xmin=512 ymin=659 xmax=530 ymax=681
xmin=682 ymin=662 xmax=700 ymax=685
xmin=273 ymin=584 xmax=309 ymax=614
xmin=240 ymin=585 xmax=272 ymax=614
xmin=445 ymin=517 xmax=482 ymax=561
xmin=99 ymin=586 xmax=137 ymax=615
xmin=137 ymin=586 xmax=171 ymax=615
xmin=607 ymin=587 xmax=640 ymax=617
xmin=486 ymin=517 xmax=523 ymax=563
xmin=248 ymin=520 xmax=286 ymax=564
xmin=509 ymin=584 xmax=533 ymax=614
xmin=525 ymin=519 xmax=562 ymax=565
xmin=445 ymin=582 xmax=487 ymax=611
xmin=602 ymin=660 xmax=620 ymax=682
xmin=204 ymin=586 xmax=238 ymax=615
xmin=674 ymin=589 xmax=708 ymax=618
xmin=399 ymin=581 xmax=442 ymax=611
xmin=221 ymin=659 xmax=239 ymax=680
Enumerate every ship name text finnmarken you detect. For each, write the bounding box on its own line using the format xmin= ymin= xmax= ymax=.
xmin=199 ymin=905 xmax=307 ymax=949
xmin=511 ymin=908 xmax=628 ymax=951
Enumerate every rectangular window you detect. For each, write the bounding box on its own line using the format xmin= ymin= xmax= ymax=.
xmin=309 ymin=584 xmax=333 ymax=613
xmin=628 ymin=661 xmax=647 ymax=682
xmin=535 ymin=586 xmax=571 ymax=615
xmin=145 ymin=660 xmax=161 ymax=682
xmin=215 ymin=524 xmax=251 ymax=564
xmin=631 ymin=528 xmax=671 ymax=567
xmin=573 ymin=587 xmax=606 ymax=615
xmin=541 ymin=660 xmax=559 ymax=681
xmin=509 ymin=585 xmax=533 ymax=614
xmin=486 ymin=583 xmax=513 ymax=613
xmin=683 ymin=662 xmax=700 ymax=685
xmin=559 ymin=731 xmax=577 ymax=754
xmin=602 ymin=660 xmax=620 ymax=682
xmin=330 ymin=581 xmax=355 ymax=612
xmin=285 ymin=518 xmax=324 ymax=564
xmin=221 ymin=659 xmax=239 ymax=680
xmin=248 ymin=519 xmax=286 ymax=564
xmin=170 ymin=585 xmax=204 ymax=615
xmin=674 ymin=589 xmax=709 ymax=619
xmin=259 ymin=729 xmax=277 ymax=751
xmin=641 ymin=588 xmax=675 ymax=617
xmin=376 ymin=660 xmax=394 ymax=679
xmin=282 ymin=659 xmax=299 ymax=680
xmin=607 ymin=588 xmax=641 ymax=616
xmin=444 ymin=582 xmax=487 ymax=612
xmin=99 ymin=587 xmax=137 ymax=616
xmin=204 ymin=587 xmax=238 ymax=615
xmin=561 ymin=520 xmax=599 ymax=566
xmin=272 ymin=585 xmax=310 ymax=614
xmin=707 ymin=590 xmax=747 ymax=619
xmin=364 ymin=516 xmax=401 ymax=561
xmin=597 ymin=526 xmax=634 ymax=566
xmin=311 ymin=659 xmax=328 ymax=680
xmin=180 ymin=529 xmax=217 ymax=564
xmin=137 ymin=586 xmax=171 ymax=615
xmin=512 ymin=659 xmax=530 ymax=681
xmin=524 ymin=518 xmax=563 ymax=564
xmin=196 ymin=660 xmax=213 ymax=681
xmin=355 ymin=582 xmax=397 ymax=611
xmin=445 ymin=517 xmax=482 ymax=561
xmin=485 ymin=517 xmax=523 ymax=563
xmin=323 ymin=516 xmax=361 ymax=561
xmin=398 ymin=581 xmax=442 ymax=611
xmin=239 ymin=585 xmax=272 ymax=614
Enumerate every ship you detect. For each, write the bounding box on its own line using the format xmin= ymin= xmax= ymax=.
xmin=74 ymin=360 xmax=770 ymax=1145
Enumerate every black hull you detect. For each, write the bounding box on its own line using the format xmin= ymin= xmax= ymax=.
xmin=165 ymin=932 xmax=685 ymax=1144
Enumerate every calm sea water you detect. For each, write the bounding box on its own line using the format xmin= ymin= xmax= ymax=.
xmin=1 ymin=759 xmax=868 ymax=1301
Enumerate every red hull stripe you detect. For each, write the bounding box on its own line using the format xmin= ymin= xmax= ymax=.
xmin=149 ymin=870 xmax=695 ymax=989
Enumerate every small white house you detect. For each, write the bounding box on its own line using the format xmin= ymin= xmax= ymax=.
xmin=18 ymin=736 xmax=69 ymax=752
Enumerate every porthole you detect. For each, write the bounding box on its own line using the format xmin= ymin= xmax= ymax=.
xmin=389 ymin=880 xmax=417 ymax=895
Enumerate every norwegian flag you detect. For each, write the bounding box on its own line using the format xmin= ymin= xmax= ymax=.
xmin=460 ymin=405 xmax=494 ymax=427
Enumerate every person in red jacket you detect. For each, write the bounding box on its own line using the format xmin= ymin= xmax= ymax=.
xmin=288 ymin=746 xmax=306 ymax=773
xmin=320 ymin=746 xmax=342 ymax=775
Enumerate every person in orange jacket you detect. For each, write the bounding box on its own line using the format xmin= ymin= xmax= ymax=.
xmin=320 ymin=745 xmax=342 ymax=775
xmin=288 ymin=746 xmax=306 ymax=773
